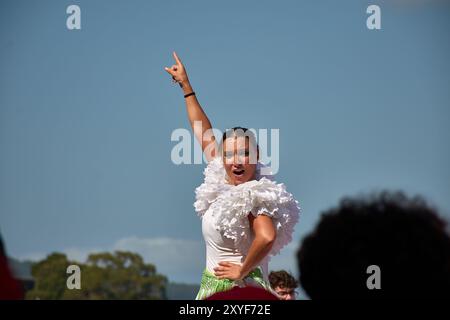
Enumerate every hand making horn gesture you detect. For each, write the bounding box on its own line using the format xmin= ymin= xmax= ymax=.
xmin=164 ymin=51 xmax=190 ymax=88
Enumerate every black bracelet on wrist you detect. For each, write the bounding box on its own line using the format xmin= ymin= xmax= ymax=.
xmin=184 ymin=92 xmax=195 ymax=98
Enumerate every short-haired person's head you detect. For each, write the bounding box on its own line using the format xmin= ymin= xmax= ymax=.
xmin=297 ymin=191 xmax=450 ymax=299
xmin=269 ymin=270 xmax=299 ymax=300
xmin=220 ymin=127 xmax=259 ymax=186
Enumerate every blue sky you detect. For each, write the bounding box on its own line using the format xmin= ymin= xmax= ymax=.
xmin=1 ymin=0 xmax=450 ymax=293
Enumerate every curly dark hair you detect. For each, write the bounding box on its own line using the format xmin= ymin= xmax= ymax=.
xmin=297 ymin=191 xmax=450 ymax=299
xmin=269 ymin=270 xmax=298 ymax=290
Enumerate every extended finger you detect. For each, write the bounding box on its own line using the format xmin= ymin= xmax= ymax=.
xmin=164 ymin=67 xmax=175 ymax=76
xmin=173 ymin=51 xmax=183 ymax=66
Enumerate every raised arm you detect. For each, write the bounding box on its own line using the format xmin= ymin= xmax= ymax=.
xmin=164 ymin=51 xmax=218 ymax=162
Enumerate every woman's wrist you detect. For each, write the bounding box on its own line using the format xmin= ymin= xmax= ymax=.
xmin=181 ymin=80 xmax=193 ymax=94
xmin=238 ymin=265 xmax=250 ymax=280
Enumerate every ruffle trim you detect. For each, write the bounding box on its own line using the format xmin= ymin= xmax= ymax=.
xmin=194 ymin=157 xmax=300 ymax=257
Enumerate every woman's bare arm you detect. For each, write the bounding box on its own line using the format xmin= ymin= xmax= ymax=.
xmin=214 ymin=214 xmax=276 ymax=280
xmin=164 ymin=52 xmax=218 ymax=162
xmin=240 ymin=214 xmax=276 ymax=277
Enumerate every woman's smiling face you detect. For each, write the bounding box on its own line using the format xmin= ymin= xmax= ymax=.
xmin=222 ymin=135 xmax=258 ymax=186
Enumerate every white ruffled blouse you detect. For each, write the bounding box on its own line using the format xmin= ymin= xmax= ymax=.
xmin=194 ymin=157 xmax=300 ymax=278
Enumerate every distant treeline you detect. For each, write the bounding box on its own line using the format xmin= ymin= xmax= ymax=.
xmin=25 ymin=251 xmax=167 ymax=300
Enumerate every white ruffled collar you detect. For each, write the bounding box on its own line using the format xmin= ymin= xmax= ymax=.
xmin=194 ymin=157 xmax=300 ymax=258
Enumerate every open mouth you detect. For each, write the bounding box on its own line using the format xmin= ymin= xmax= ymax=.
xmin=232 ymin=169 xmax=245 ymax=177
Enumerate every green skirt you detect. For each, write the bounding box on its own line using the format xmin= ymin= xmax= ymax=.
xmin=195 ymin=267 xmax=273 ymax=300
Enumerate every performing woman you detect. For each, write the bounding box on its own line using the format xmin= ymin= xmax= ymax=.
xmin=164 ymin=52 xmax=300 ymax=300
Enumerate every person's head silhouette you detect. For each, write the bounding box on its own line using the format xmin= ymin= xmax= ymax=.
xmin=297 ymin=191 xmax=450 ymax=299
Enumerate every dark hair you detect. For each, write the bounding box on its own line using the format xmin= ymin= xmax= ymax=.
xmin=297 ymin=191 xmax=450 ymax=299
xmin=269 ymin=270 xmax=299 ymax=290
xmin=219 ymin=127 xmax=258 ymax=154
xmin=221 ymin=127 xmax=252 ymax=141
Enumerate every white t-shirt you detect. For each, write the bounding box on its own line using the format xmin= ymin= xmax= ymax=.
xmin=202 ymin=203 xmax=270 ymax=277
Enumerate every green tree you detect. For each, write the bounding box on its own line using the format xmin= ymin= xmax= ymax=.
xmin=26 ymin=253 xmax=70 ymax=300
xmin=26 ymin=251 xmax=167 ymax=300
